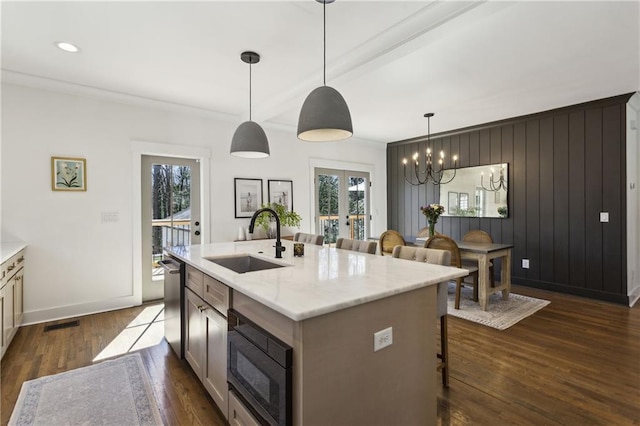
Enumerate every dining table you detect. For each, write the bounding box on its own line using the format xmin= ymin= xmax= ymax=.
xmin=414 ymin=237 xmax=514 ymax=311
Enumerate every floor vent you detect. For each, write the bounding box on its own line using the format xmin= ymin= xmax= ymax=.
xmin=44 ymin=320 xmax=80 ymax=332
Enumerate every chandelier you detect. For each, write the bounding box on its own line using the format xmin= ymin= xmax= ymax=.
xmin=480 ymin=164 xmax=508 ymax=192
xmin=402 ymin=113 xmax=458 ymax=186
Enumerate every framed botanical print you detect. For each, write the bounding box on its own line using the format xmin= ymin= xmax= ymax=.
xmin=268 ymin=179 xmax=293 ymax=212
xmin=51 ymin=156 xmax=87 ymax=191
xmin=235 ymin=178 xmax=263 ymax=218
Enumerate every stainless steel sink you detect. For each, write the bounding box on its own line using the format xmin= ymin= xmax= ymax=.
xmin=205 ymin=255 xmax=287 ymax=274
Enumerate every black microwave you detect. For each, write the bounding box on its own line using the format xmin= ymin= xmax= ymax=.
xmin=227 ymin=309 xmax=292 ymax=426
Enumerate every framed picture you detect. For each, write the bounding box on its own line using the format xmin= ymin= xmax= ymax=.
xmin=447 ymin=191 xmax=458 ymax=213
xmin=459 ymin=193 xmax=469 ymax=210
xmin=51 ymin=156 xmax=87 ymax=191
xmin=268 ymin=179 xmax=293 ymax=212
xmin=235 ymin=178 xmax=263 ymax=218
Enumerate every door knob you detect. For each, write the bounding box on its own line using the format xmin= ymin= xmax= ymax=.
xmin=195 ymin=221 xmax=200 ymax=226
xmin=194 ymin=230 xmax=201 ymax=236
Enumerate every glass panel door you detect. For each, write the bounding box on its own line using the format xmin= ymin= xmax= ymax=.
xmin=347 ymin=172 xmax=369 ymax=240
xmin=315 ymin=168 xmax=370 ymax=244
xmin=142 ymin=156 xmax=200 ymax=302
xmin=316 ymin=170 xmax=341 ymax=245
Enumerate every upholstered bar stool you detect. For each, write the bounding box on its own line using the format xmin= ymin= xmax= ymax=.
xmin=391 ymin=245 xmax=452 ymax=386
xmin=293 ymin=232 xmax=324 ymax=246
xmin=335 ymin=238 xmax=377 ymax=254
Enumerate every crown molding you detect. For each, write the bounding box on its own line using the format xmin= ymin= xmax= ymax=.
xmin=1 ymin=69 xmax=238 ymax=122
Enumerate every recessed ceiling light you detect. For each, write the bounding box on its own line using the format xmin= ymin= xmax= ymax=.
xmin=55 ymin=41 xmax=80 ymax=53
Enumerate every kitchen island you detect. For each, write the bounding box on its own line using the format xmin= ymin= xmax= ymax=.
xmin=167 ymin=239 xmax=466 ymax=426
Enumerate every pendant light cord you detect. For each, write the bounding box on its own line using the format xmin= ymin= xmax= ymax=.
xmin=249 ymin=60 xmax=252 ymax=121
xmin=323 ymin=0 xmax=326 ymax=86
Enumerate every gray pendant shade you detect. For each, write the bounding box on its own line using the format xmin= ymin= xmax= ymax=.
xmin=297 ymin=0 xmax=353 ymax=142
xmin=297 ymin=86 xmax=353 ymax=142
xmin=230 ymin=120 xmax=270 ymax=158
xmin=230 ymin=50 xmax=270 ymax=158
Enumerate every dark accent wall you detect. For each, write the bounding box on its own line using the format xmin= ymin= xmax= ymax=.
xmin=387 ymin=93 xmax=634 ymax=304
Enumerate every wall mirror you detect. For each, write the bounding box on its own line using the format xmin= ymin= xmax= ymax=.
xmin=438 ymin=163 xmax=508 ymax=218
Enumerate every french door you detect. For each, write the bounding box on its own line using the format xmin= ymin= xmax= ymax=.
xmin=315 ymin=168 xmax=370 ymax=244
xmin=141 ymin=155 xmax=201 ymax=301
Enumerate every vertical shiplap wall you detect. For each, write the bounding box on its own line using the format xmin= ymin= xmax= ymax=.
xmin=387 ymin=93 xmax=633 ymax=304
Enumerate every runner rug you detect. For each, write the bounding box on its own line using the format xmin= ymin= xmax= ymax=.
xmin=9 ymin=352 xmax=163 ymax=426
xmin=448 ymin=283 xmax=550 ymax=330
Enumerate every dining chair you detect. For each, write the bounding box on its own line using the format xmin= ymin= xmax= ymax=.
xmin=416 ymin=227 xmax=431 ymax=238
xmin=424 ymin=234 xmax=478 ymax=309
xmin=378 ymin=230 xmax=406 ymax=256
xmin=391 ymin=245 xmax=452 ymax=386
xmin=293 ymin=232 xmax=324 ymax=246
xmin=462 ymin=230 xmax=495 ymax=287
xmin=335 ymin=238 xmax=377 ymax=254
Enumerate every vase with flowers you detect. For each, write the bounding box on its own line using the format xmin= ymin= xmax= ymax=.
xmin=420 ymin=204 xmax=445 ymax=237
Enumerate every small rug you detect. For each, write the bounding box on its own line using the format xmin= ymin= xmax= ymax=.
xmin=9 ymin=353 xmax=163 ymax=426
xmin=447 ymin=283 xmax=550 ymax=330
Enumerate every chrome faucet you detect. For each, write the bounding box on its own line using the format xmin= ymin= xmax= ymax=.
xmin=249 ymin=208 xmax=286 ymax=259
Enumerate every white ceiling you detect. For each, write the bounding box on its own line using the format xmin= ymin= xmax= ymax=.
xmin=2 ymin=1 xmax=638 ymax=144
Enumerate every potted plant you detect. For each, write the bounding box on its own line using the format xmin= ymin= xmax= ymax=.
xmin=497 ymin=206 xmax=508 ymax=218
xmin=254 ymin=202 xmax=302 ymax=238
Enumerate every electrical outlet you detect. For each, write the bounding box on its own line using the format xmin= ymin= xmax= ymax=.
xmin=374 ymin=327 xmax=393 ymax=352
xmin=522 ymin=259 xmax=530 ymax=269
xmin=600 ymin=212 xmax=609 ymax=223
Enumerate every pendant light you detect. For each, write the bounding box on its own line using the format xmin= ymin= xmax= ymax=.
xmin=297 ymin=0 xmax=353 ymax=142
xmin=230 ymin=51 xmax=270 ymax=158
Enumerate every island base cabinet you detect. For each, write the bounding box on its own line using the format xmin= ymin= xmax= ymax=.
xmin=228 ymin=390 xmax=260 ymax=426
xmin=184 ymin=287 xmax=228 ymax=419
xmin=185 ymin=289 xmax=205 ymax=374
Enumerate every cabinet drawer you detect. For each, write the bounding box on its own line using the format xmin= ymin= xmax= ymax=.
xmin=203 ymin=275 xmax=229 ymax=317
xmin=228 ymin=390 xmax=261 ymax=426
xmin=185 ymin=266 xmax=204 ymax=296
xmin=1 ymin=249 xmax=25 ymax=286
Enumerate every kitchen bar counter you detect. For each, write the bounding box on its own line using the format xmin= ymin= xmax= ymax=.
xmin=167 ymin=239 xmax=467 ymax=426
xmin=167 ymin=239 xmax=466 ymax=321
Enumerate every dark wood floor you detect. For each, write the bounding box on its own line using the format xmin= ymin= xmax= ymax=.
xmin=2 ymin=286 xmax=639 ymax=425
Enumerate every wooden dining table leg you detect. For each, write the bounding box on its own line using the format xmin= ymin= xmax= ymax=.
xmin=479 ymin=256 xmax=490 ymax=311
xmin=501 ymin=249 xmax=512 ymax=300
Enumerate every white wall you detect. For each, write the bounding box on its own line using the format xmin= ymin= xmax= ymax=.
xmin=628 ymin=92 xmax=640 ymax=307
xmin=1 ymin=83 xmax=387 ymax=324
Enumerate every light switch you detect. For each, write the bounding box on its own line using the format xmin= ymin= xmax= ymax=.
xmin=600 ymin=212 xmax=609 ymax=223
xmin=101 ymin=212 xmax=119 ymax=223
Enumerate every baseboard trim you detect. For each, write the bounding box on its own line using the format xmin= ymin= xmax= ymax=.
xmin=22 ymin=295 xmax=140 ymax=325
xmin=628 ymin=286 xmax=640 ymax=307
xmin=513 ymin=277 xmax=630 ymax=306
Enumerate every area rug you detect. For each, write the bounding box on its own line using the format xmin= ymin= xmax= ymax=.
xmin=9 ymin=353 xmax=163 ymax=426
xmin=447 ymin=283 xmax=550 ymax=330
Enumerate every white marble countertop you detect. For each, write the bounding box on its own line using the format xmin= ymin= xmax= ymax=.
xmin=167 ymin=240 xmax=467 ymax=321
xmin=1 ymin=241 xmax=27 ymax=264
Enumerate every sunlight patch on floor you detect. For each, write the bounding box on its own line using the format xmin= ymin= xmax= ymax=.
xmin=94 ymin=303 xmax=165 ymax=361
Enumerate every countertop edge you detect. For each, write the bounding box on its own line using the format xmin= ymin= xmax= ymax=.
xmin=1 ymin=242 xmax=27 ymax=264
